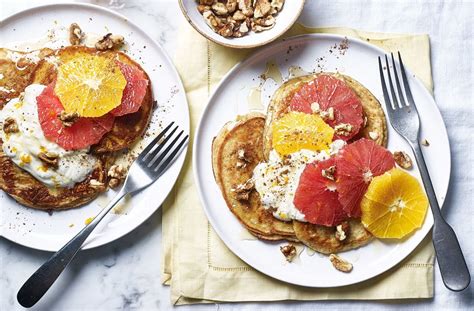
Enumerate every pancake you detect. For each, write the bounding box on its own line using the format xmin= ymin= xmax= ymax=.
xmin=293 ymin=219 xmax=373 ymax=254
xmin=0 ymin=48 xmax=54 ymax=109
xmin=0 ymin=46 xmax=152 ymax=210
xmin=30 ymin=45 xmax=153 ymax=153
xmin=212 ymin=113 xmax=296 ymax=240
xmin=263 ymin=72 xmax=387 ymax=159
xmin=0 ymin=151 xmax=111 ymax=211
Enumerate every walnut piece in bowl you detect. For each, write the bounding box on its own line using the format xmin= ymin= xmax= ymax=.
xmin=179 ymin=0 xmax=305 ymax=48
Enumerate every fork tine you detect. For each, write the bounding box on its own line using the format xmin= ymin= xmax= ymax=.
xmin=398 ymin=52 xmax=416 ymax=106
xmin=155 ymin=135 xmax=189 ymax=175
xmin=142 ymin=125 xmax=179 ymax=163
xmin=378 ymin=57 xmax=393 ymax=112
xmin=391 ymin=52 xmax=408 ymax=107
xmin=149 ymin=130 xmax=183 ymax=169
xmin=385 ymin=54 xmax=400 ymax=109
xmin=138 ymin=122 xmax=174 ymax=161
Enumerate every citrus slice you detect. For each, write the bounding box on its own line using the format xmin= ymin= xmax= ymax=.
xmin=54 ymin=53 xmax=127 ymax=117
xmin=361 ymin=168 xmax=428 ymax=239
xmin=294 ymin=157 xmax=348 ymax=226
xmin=272 ymin=111 xmax=334 ymax=156
xmin=336 ymin=138 xmax=395 ymax=218
xmin=37 ymin=83 xmax=115 ymax=150
xmin=289 ymin=75 xmax=364 ymax=141
xmin=110 ymin=61 xmax=149 ymax=116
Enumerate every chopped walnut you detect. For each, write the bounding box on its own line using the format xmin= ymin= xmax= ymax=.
xmin=38 ymin=152 xmax=59 ymax=168
xmin=95 ymin=33 xmax=124 ymax=51
xmin=232 ymin=10 xmax=247 ymax=21
xmin=254 ymin=0 xmax=272 ymax=18
xmin=280 ymin=244 xmax=297 ymax=262
xmin=3 ymin=117 xmax=19 ymax=134
xmin=58 ymin=111 xmax=79 ymax=127
xmin=421 ymin=139 xmax=430 ymax=146
xmin=320 ymin=107 xmax=335 ymax=121
xmin=271 ymin=0 xmax=284 ymax=11
xmin=69 ymin=23 xmax=84 ymax=45
xmin=251 ymin=16 xmax=275 ymax=32
xmin=334 ymin=123 xmax=353 ymax=136
xmin=226 ymin=0 xmax=238 ymax=13
xmin=368 ymin=131 xmax=379 ymax=140
xmin=393 ymin=151 xmax=413 ymax=169
xmin=211 ymin=2 xmax=228 ymax=15
xmin=198 ymin=0 xmax=284 ymax=38
xmin=232 ymin=179 xmax=254 ymax=201
xmin=107 ymin=164 xmax=126 ymax=188
xmin=335 ymin=221 xmax=349 ymax=241
xmin=310 ymin=102 xmax=320 ymax=113
xmin=197 ymin=4 xmax=210 ymax=13
xmin=89 ymin=179 xmax=105 ymax=189
xmin=329 ymin=254 xmax=353 ymax=273
xmin=238 ymin=0 xmax=254 ymax=17
xmin=321 ymin=165 xmax=336 ymax=181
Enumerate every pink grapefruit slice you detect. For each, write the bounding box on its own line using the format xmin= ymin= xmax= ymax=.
xmin=289 ymin=74 xmax=364 ymax=141
xmin=294 ymin=157 xmax=348 ymax=226
xmin=110 ymin=61 xmax=149 ymax=117
xmin=336 ymin=138 xmax=395 ymax=218
xmin=37 ymin=82 xmax=115 ymax=150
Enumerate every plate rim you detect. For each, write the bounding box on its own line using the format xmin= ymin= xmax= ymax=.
xmin=193 ymin=33 xmax=451 ymax=287
xmin=0 ymin=2 xmax=190 ymax=251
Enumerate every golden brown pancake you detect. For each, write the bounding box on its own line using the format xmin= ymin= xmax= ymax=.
xmin=0 ymin=48 xmax=53 ymax=109
xmin=30 ymin=45 xmax=153 ymax=153
xmin=212 ymin=113 xmax=296 ymax=240
xmin=0 ymin=151 xmax=111 ymax=211
xmin=0 ymin=46 xmax=153 ymax=210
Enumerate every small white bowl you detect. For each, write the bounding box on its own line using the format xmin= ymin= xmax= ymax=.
xmin=179 ymin=0 xmax=306 ymax=49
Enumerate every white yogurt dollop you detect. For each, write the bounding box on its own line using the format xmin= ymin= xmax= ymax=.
xmin=0 ymin=84 xmax=97 ymax=188
xmin=252 ymin=141 xmax=345 ymax=222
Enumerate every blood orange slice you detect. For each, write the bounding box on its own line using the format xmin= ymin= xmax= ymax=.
xmin=289 ymin=75 xmax=364 ymax=141
xmin=37 ymin=83 xmax=114 ymax=150
xmin=336 ymin=138 xmax=395 ymax=218
xmin=110 ymin=61 xmax=149 ymax=117
xmin=294 ymin=157 xmax=348 ymax=226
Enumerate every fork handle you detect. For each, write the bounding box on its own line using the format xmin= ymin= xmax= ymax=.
xmin=17 ymin=189 xmax=128 ymax=308
xmin=412 ymin=142 xmax=470 ymax=291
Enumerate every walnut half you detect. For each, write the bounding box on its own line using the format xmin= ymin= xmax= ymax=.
xmin=3 ymin=117 xmax=19 ymax=134
xmin=280 ymin=244 xmax=297 ymax=262
xmin=232 ymin=178 xmax=254 ymax=201
xmin=58 ymin=111 xmax=79 ymax=127
xmin=95 ymin=33 xmax=124 ymax=51
xmin=38 ymin=152 xmax=59 ymax=169
xmin=393 ymin=151 xmax=413 ymax=169
xmin=69 ymin=23 xmax=84 ymax=45
xmin=108 ymin=164 xmax=126 ymax=188
xmin=329 ymin=254 xmax=353 ymax=273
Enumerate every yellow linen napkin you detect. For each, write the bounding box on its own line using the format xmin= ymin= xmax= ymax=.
xmin=161 ymin=23 xmax=435 ymax=305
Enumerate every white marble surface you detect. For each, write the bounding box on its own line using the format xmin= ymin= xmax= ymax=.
xmin=1 ymin=0 xmax=473 ymax=310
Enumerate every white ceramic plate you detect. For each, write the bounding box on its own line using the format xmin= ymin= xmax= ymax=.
xmin=179 ymin=0 xmax=305 ymax=48
xmin=0 ymin=3 xmax=189 ymax=252
xmin=194 ymin=34 xmax=451 ymax=287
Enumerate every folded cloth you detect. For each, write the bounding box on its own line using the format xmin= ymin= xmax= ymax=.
xmin=161 ymin=23 xmax=435 ymax=305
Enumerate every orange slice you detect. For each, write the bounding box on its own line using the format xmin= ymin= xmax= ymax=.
xmin=272 ymin=111 xmax=334 ymax=156
xmin=361 ymin=168 xmax=429 ymax=239
xmin=54 ymin=53 xmax=127 ymax=117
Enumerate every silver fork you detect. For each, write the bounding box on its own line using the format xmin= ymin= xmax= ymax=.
xmin=17 ymin=122 xmax=189 ymax=308
xmin=379 ymin=53 xmax=470 ymax=292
